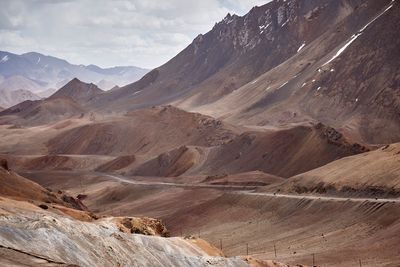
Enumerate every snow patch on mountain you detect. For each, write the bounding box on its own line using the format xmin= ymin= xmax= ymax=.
xmin=297 ymin=43 xmax=306 ymax=53
xmin=322 ymin=3 xmax=394 ymax=66
xmin=0 ymin=55 xmax=9 ymax=63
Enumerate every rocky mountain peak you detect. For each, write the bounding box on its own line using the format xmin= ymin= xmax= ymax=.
xmin=49 ymin=77 xmax=103 ymax=103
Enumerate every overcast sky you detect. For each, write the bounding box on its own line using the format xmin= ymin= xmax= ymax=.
xmin=0 ymin=0 xmax=270 ymax=69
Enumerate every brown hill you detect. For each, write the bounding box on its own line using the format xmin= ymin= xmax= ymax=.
xmin=197 ymin=123 xmax=368 ymax=178
xmin=270 ymin=143 xmax=400 ymax=197
xmin=131 ymin=146 xmax=200 ymax=177
xmin=0 ymin=158 xmax=87 ymax=212
xmin=49 ymin=77 xmax=103 ymax=104
xmin=96 ymin=155 xmax=136 ymax=172
xmin=14 ymin=154 xmax=114 ymax=172
xmin=47 ymin=106 xmax=238 ymax=157
xmin=0 ymin=78 xmax=105 ymax=126
xmin=129 ymin=122 xmax=368 ymax=178
xmin=0 ymin=96 xmax=85 ymax=126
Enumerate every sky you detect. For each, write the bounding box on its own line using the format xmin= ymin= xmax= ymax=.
xmin=0 ymin=0 xmax=270 ymax=69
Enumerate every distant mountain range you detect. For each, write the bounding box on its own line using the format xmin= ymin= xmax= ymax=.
xmin=0 ymin=51 xmax=148 ymax=107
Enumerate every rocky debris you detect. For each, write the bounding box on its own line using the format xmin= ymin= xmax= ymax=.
xmin=0 ymin=158 xmax=9 ymax=171
xmin=243 ymin=256 xmax=299 ymax=267
xmin=76 ymin=194 xmax=87 ymax=200
xmin=184 ymin=235 xmax=197 ymax=240
xmin=199 ymin=117 xmax=222 ymax=128
xmin=316 ymin=122 xmax=343 ymax=142
xmin=314 ymin=122 xmax=368 ymax=153
xmin=117 ymin=217 xmax=169 ymax=237
xmin=61 ymin=195 xmax=88 ymax=211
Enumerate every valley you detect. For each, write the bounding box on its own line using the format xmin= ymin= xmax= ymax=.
xmin=0 ymin=0 xmax=399 ymax=266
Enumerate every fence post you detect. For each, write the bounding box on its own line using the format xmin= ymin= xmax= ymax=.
xmin=246 ymin=243 xmax=249 ymax=256
xmin=312 ymin=253 xmax=315 ymax=266
xmin=220 ymin=239 xmax=223 ymax=251
xmin=274 ymin=243 xmax=277 ymax=258
xmin=359 ymin=259 xmax=362 ymax=267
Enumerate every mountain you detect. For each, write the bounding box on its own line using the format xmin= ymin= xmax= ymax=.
xmin=0 ymin=89 xmax=41 ymax=108
xmin=87 ymin=0 xmax=399 ymax=145
xmin=49 ymin=78 xmax=103 ymax=104
xmin=196 ymin=0 xmax=400 ymax=144
xmin=0 ymin=50 xmax=149 ymax=97
xmin=0 ymin=75 xmax=44 ymax=93
xmin=0 ymin=79 xmax=104 ymax=125
xmin=1 ymin=1 xmax=400 ymax=266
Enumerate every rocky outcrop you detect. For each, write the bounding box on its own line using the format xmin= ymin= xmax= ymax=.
xmin=314 ymin=122 xmax=369 ymax=154
xmin=0 ymin=158 xmax=9 ymax=171
xmin=117 ymin=217 xmax=169 ymax=237
xmin=0 ymin=200 xmax=249 ymax=267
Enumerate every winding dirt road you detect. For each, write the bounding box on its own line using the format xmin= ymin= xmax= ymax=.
xmin=102 ymin=173 xmax=400 ymax=204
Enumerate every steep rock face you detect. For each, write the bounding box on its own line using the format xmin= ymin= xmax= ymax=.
xmin=92 ymin=0 xmax=363 ymax=111
xmin=299 ymin=1 xmax=400 ymax=143
xmin=190 ymin=0 xmax=399 ymax=144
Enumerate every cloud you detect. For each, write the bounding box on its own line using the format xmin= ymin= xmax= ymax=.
xmin=0 ymin=0 xmax=271 ymax=68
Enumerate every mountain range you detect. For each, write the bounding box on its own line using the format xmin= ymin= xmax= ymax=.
xmin=0 ymin=50 xmax=149 ymax=107
xmin=1 ymin=0 xmax=400 ymax=266
xmin=28 ymin=0 xmax=395 ymax=145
